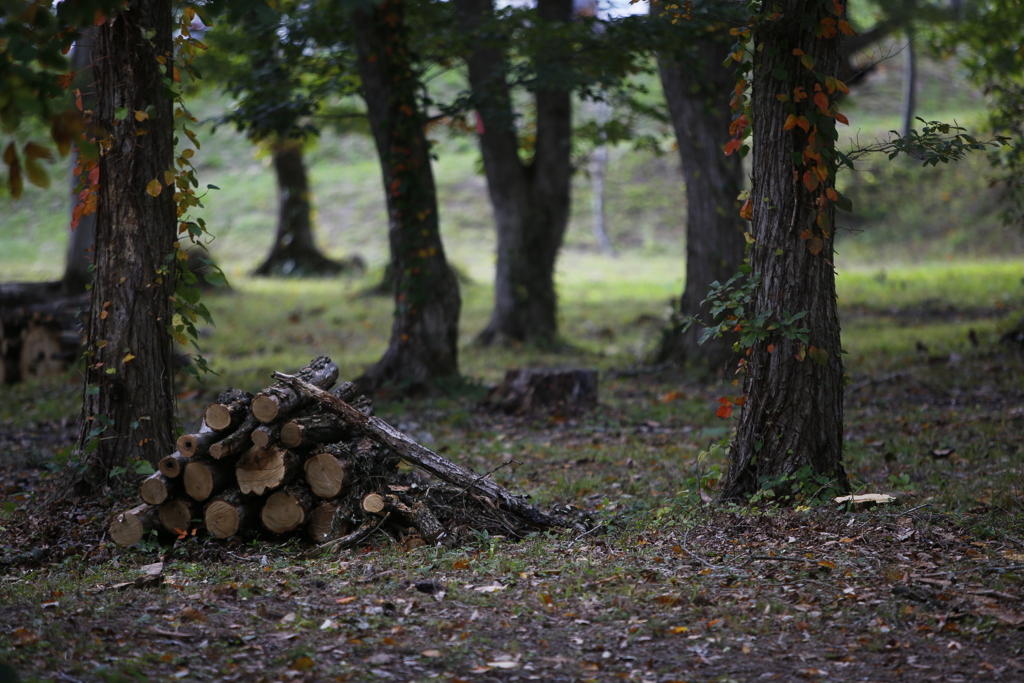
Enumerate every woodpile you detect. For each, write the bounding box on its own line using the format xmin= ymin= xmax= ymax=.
xmin=0 ymin=283 xmax=87 ymax=384
xmin=110 ymin=356 xmax=568 ymax=551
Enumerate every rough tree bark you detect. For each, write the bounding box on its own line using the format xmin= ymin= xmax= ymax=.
xmin=652 ymin=9 xmax=747 ymax=374
xmin=455 ymin=0 xmax=573 ymax=347
xmin=253 ymin=138 xmax=349 ymax=277
xmin=58 ymin=0 xmax=178 ymax=498
xmin=63 ymin=27 xmax=97 ymax=295
xmin=720 ymin=0 xmax=850 ymax=501
xmin=352 ymin=0 xmax=461 ymax=392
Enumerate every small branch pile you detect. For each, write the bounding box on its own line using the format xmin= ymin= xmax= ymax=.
xmin=109 ymin=357 xmax=567 ymax=551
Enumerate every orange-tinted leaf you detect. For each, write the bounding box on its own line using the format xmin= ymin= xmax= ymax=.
xmin=776 ymin=93 xmax=790 ymax=102
xmin=783 ymin=114 xmax=799 ymax=131
xmin=796 ymin=116 xmax=811 ymax=132
xmin=803 ymin=170 xmax=819 ymax=193
xmin=146 ymin=179 xmax=163 ymax=196
xmin=801 ymin=54 xmax=815 ymax=71
xmin=835 ymin=111 xmax=849 ymax=125
xmin=724 ymin=138 xmax=742 ymax=156
xmin=838 ymin=20 xmax=856 ymax=36
xmin=739 ymin=198 xmax=753 ymax=220
xmin=808 ymin=237 xmax=824 ymax=255
xmin=291 ymin=656 xmax=314 ymax=671
xmin=826 ymin=187 xmax=838 ymax=201
xmin=793 ymin=86 xmax=807 ymax=102
xmin=768 ymin=344 xmax=775 ymax=354
xmin=814 ymin=91 xmax=830 ymax=113
xmin=134 ymin=110 xmax=149 ymax=121
xmin=799 ymin=229 xmax=812 ymax=240
xmin=716 ymin=404 xmax=732 ymax=419
xmin=792 ymin=48 xmax=804 ymax=56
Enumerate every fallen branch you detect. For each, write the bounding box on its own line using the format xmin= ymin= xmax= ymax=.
xmin=272 ymin=371 xmax=569 ymax=532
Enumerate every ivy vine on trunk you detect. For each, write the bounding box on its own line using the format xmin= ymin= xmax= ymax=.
xmin=720 ymin=0 xmax=853 ymax=503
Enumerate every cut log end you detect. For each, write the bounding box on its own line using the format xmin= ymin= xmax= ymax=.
xmin=139 ymin=472 xmax=173 ymax=505
xmin=307 ymin=503 xmax=346 ymax=544
xmin=252 ymin=394 xmax=281 ymax=423
xmin=304 ymin=452 xmax=345 ymax=498
xmin=109 ymin=504 xmax=158 ymax=547
xmin=177 ymin=434 xmax=198 ymax=457
xmin=262 ymin=491 xmax=307 ymax=534
xmin=158 ymin=452 xmax=189 ymax=479
xmin=205 ymin=404 xmax=232 ymax=431
xmin=158 ymin=499 xmax=193 ymax=537
xmin=362 ymin=492 xmax=387 ymax=515
xmin=205 ymin=500 xmax=241 ymax=539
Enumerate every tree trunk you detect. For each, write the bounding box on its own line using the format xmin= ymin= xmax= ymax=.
xmin=720 ymin=1 xmax=849 ymax=502
xmin=900 ymin=29 xmax=917 ymax=138
xmin=63 ymin=28 xmax=97 ymax=296
xmin=653 ymin=17 xmax=747 ymax=374
xmin=456 ymin=0 xmax=573 ymax=348
xmin=58 ymin=0 xmax=178 ymax=499
xmin=352 ymin=0 xmax=461 ymax=393
xmin=589 ymin=99 xmax=615 ymax=257
xmin=253 ymin=139 xmax=348 ymax=277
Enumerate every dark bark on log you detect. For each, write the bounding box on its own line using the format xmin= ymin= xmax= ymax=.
xmin=158 ymin=451 xmax=189 ymax=479
xmin=139 ymin=471 xmax=178 ymax=505
xmin=176 ymin=429 xmax=221 ymax=459
xmin=209 ymin=413 xmax=259 ymax=460
xmin=108 ymin=503 xmax=159 ymax=547
xmin=273 ymin=372 xmax=565 ymax=531
xmin=236 ymin=445 xmax=303 ymax=496
xmin=252 ymin=355 xmax=339 ymax=423
xmin=353 ymin=0 xmax=462 ymax=392
xmin=204 ymin=390 xmax=252 ymax=432
xmin=281 ymin=414 xmax=351 ymax=450
xmin=251 ymin=424 xmax=279 ymax=449
xmin=183 ymin=459 xmax=232 ymax=502
xmin=280 ymin=382 xmax=364 ymax=448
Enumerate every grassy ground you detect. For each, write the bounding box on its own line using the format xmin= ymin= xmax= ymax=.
xmin=2 ymin=51 xmax=1024 ymax=682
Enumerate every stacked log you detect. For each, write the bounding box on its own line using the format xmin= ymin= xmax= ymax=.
xmin=109 ymin=356 xmax=569 ymax=550
xmin=0 ymin=286 xmax=88 ymax=384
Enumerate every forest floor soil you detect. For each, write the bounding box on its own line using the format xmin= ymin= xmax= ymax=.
xmin=2 ymin=347 xmax=1023 ymax=682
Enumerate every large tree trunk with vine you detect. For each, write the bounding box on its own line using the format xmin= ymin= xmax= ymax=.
xmin=253 ymin=139 xmax=348 ymax=277
xmin=652 ymin=14 xmax=747 ymax=374
xmin=352 ymin=0 xmax=461 ymax=393
xmin=456 ymin=0 xmax=573 ymax=348
xmin=59 ymin=0 xmax=178 ymax=498
xmin=721 ymin=1 xmax=849 ymax=502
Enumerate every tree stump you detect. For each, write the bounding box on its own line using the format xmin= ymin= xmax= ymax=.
xmin=482 ymin=368 xmax=598 ymax=414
